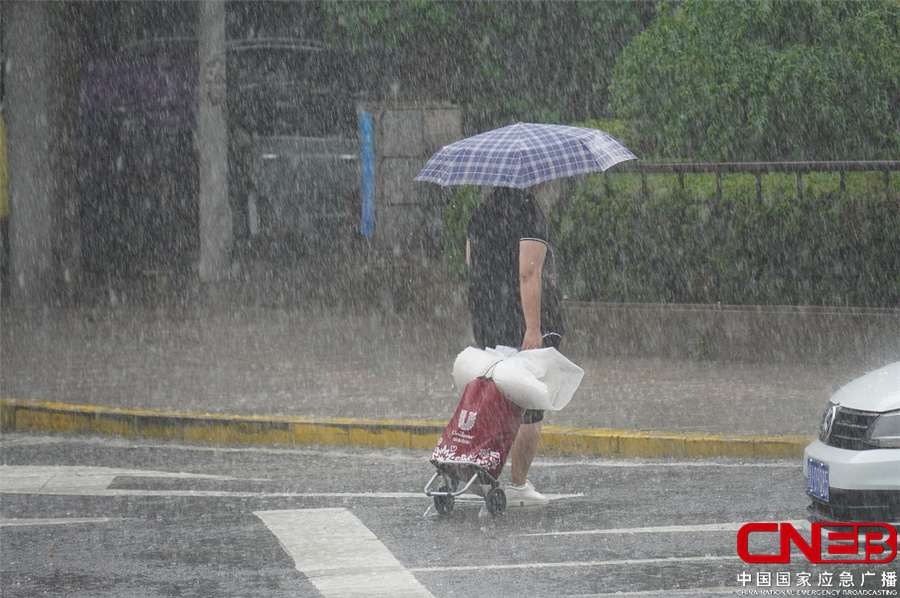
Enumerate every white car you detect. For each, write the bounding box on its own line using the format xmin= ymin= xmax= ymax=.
xmin=804 ymin=361 xmax=900 ymax=526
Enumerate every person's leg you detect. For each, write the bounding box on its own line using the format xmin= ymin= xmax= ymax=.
xmin=506 ymin=409 xmax=548 ymax=506
xmin=509 ymin=420 xmax=541 ymax=486
xmin=510 ymin=334 xmax=559 ymax=486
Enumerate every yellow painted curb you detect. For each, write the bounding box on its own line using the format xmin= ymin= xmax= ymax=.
xmin=0 ymin=398 xmax=812 ymax=459
xmin=540 ymin=426 xmax=811 ymax=459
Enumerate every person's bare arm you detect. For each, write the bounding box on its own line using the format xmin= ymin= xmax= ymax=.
xmin=519 ymin=239 xmax=547 ymax=350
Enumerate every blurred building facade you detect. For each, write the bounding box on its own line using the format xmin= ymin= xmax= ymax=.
xmin=1 ymin=1 xmax=460 ymax=306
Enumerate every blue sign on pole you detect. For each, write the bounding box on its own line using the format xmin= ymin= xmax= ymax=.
xmin=359 ymin=111 xmax=375 ymax=237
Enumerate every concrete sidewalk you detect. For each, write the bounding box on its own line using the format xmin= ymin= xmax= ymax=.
xmin=0 ymin=302 xmax=884 ymax=458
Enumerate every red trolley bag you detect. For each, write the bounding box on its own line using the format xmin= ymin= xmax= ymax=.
xmin=425 ymin=376 xmax=523 ymax=516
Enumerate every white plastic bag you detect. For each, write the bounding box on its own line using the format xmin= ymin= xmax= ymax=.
xmin=451 ymin=346 xmax=584 ymax=411
xmin=451 ymin=345 xmax=515 ymax=390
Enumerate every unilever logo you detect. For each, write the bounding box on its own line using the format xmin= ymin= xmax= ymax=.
xmin=458 ymin=410 xmax=477 ymax=431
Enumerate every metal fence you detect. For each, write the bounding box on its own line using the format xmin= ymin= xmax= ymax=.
xmin=606 ymin=160 xmax=900 ymax=201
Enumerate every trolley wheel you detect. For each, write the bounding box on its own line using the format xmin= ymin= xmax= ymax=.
xmin=485 ymin=487 xmax=506 ymax=517
xmin=433 ymin=486 xmax=454 ymax=515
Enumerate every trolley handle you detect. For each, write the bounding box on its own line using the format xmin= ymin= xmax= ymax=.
xmin=477 ymin=360 xmax=503 ymax=381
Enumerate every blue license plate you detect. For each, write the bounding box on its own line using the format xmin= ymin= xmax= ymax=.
xmin=807 ymin=458 xmax=830 ymax=502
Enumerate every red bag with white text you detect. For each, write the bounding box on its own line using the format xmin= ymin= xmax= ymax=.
xmin=430 ymin=377 xmax=523 ymax=481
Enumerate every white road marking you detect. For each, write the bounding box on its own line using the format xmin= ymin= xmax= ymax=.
xmin=410 ymin=554 xmax=740 ymax=573
xmin=0 ymin=465 xmax=232 ymax=494
xmin=2 ymin=486 xmax=423 ymax=500
xmin=0 ymin=466 xmax=579 ymax=501
xmin=522 ymin=520 xmax=805 ymax=537
xmin=255 ymin=508 xmax=435 ymax=598
xmin=0 ymin=517 xmax=119 ymax=527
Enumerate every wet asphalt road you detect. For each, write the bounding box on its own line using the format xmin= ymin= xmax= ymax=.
xmin=3 ymin=433 xmax=896 ymax=597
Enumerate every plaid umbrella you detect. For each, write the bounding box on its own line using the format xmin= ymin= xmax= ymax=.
xmin=414 ymin=122 xmax=637 ymax=189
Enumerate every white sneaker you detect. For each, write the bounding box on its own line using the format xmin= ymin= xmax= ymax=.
xmin=505 ymin=480 xmax=549 ymax=507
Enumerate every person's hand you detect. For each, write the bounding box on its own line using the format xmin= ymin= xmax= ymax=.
xmin=521 ymin=328 xmax=543 ymax=350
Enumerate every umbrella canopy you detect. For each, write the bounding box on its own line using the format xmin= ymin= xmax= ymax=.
xmin=414 ymin=122 xmax=637 ymax=189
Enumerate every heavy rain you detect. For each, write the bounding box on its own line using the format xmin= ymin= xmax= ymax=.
xmin=1 ymin=2 xmax=899 ymax=597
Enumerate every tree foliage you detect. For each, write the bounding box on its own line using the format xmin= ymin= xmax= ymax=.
xmin=321 ymin=1 xmax=654 ymax=132
xmin=610 ymin=0 xmax=900 ymax=161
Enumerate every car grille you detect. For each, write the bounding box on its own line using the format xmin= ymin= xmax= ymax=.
xmin=822 ymin=407 xmax=881 ymax=450
xmin=808 ymin=488 xmax=900 ymax=524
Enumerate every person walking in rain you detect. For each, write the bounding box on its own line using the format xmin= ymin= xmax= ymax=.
xmin=465 ymin=184 xmax=564 ymax=506
xmin=417 ymin=122 xmax=634 ymax=504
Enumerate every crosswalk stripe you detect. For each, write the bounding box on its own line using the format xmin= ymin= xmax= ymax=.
xmin=255 ymin=508 xmax=435 ymax=598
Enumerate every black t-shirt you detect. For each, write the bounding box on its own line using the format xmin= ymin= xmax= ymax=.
xmin=467 ymin=188 xmax=564 ymax=349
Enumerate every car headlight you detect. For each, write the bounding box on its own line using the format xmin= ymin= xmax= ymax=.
xmin=867 ymin=410 xmax=900 ymax=448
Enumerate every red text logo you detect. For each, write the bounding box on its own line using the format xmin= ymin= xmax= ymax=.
xmin=737 ymin=522 xmax=897 ymax=564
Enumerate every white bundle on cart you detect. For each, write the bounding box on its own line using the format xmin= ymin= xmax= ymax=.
xmin=451 ymin=345 xmax=584 ymax=411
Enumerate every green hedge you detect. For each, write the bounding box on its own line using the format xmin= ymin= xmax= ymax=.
xmin=443 ymin=171 xmax=900 ymax=308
